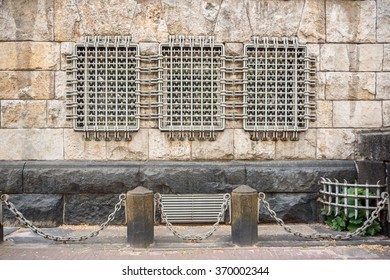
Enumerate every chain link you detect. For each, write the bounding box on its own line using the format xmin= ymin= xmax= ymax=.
xmin=0 ymin=193 xmax=126 ymax=243
xmin=154 ymin=193 xmax=231 ymax=242
xmin=258 ymin=191 xmax=390 ymax=240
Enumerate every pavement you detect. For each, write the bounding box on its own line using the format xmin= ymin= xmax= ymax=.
xmin=1 ymin=224 xmax=390 ymax=260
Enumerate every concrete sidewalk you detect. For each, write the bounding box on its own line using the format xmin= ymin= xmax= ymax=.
xmin=1 ymin=224 xmax=390 ymax=260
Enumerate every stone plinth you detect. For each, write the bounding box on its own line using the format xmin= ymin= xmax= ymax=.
xmin=126 ymin=187 xmax=154 ymax=248
xmin=231 ymin=185 xmax=258 ymax=246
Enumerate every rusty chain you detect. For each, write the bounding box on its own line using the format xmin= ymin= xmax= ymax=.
xmin=154 ymin=193 xmax=231 ymax=242
xmin=0 ymin=193 xmax=126 ymax=242
xmin=258 ymin=191 xmax=389 ymax=240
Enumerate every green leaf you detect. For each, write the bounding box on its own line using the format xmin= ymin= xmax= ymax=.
xmin=349 ymin=217 xmax=363 ymax=225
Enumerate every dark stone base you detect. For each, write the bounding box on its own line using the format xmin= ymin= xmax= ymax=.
xmin=0 ymin=160 xmax=357 ymax=226
xmin=3 ymin=194 xmax=63 ymax=227
xmin=357 ymin=131 xmax=390 ymax=161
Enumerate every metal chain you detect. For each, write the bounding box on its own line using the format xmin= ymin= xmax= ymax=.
xmin=258 ymin=192 xmax=389 ymax=240
xmin=0 ymin=193 xmax=126 ymax=243
xmin=154 ymin=193 xmax=231 ymax=242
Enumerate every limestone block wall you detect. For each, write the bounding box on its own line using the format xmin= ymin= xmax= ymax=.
xmin=0 ymin=0 xmax=389 ymax=162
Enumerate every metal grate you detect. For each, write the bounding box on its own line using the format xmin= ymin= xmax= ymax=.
xmin=243 ymin=37 xmax=316 ymax=141
xmin=318 ymin=178 xmax=386 ymax=219
xmin=67 ymin=36 xmax=140 ymax=141
xmin=158 ymin=36 xmax=225 ymax=141
xmin=156 ymin=194 xmax=231 ymax=224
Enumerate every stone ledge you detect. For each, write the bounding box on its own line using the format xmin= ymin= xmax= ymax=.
xmin=0 ymin=160 xmax=356 ymax=194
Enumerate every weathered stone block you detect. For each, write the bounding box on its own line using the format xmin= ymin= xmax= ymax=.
xmin=139 ymin=43 xmax=159 ymax=56
xmin=377 ymin=0 xmax=390 ymax=42
xmin=357 ymin=131 xmax=390 ymax=161
xmin=64 ymin=194 xmax=125 ymax=225
xmin=0 ymin=162 xmax=24 ymax=194
xmin=1 ymin=100 xmax=47 ymax=129
xmin=214 ymin=0 xmax=251 ymax=42
xmin=225 ymin=43 xmax=244 ymax=56
xmin=54 ymin=0 xmax=138 ymax=41
xmin=297 ymin=0 xmax=326 ymax=42
xmin=107 ymin=129 xmax=148 ymax=161
xmin=275 ymin=129 xmax=316 ymax=160
xmin=192 ymin=129 xmax=234 ymax=160
xmin=326 ymin=72 xmax=375 ymax=100
xmin=320 ymin=44 xmax=383 ymax=71
xmin=315 ymin=101 xmax=332 ymax=127
xmin=355 ymin=161 xmax=386 ymax=185
xmin=64 ymin=129 xmax=107 ymax=160
xmin=235 ymin=0 xmax=331 ymax=42
xmin=140 ymin=163 xmax=191 ymax=194
xmin=326 ymin=0 xmax=376 ymax=43
xmin=0 ymin=0 xmax=54 ymax=41
xmin=0 ymin=129 xmax=64 ymax=160
xmin=317 ymin=129 xmax=355 ymax=160
xmin=187 ymin=163 xmax=246 ymax=193
xmin=3 ymin=194 xmax=63 ymax=227
xmin=47 ymin=100 xmax=71 ymax=128
xmin=162 ymin=0 xmax=221 ymax=37
xmin=357 ymin=45 xmax=384 ymax=71
xmin=377 ymin=73 xmax=390 ymax=100
xmin=333 ymin=101 xmax=382 ymax=128
xmin=0 ymin=71 xmax=54 ymax=100
xmin=384 ymin=101 xmax=390 ymax=127
xmin=0 ymin=42 xmax=60 ymax=70
xmin=258 ymin=193 xmax=318 ymax=223
xmin=149 ymin=129 xmax=191 ymax=160
xmin=384 ymin=45 xmax=390 ymax=71
xmin=54 ymin=71 xmax=67 ymax=99
xmin=246 ymin=160 xmax=356 ymax=193
xmin=60 ymin=42 xmax=75 ymax=70
xmin=130 ymin=0 xmax=168 ymax=42
xmin=233 ymin=129 xmax=275 ymax=160
xmin=23 ymin=161 xmax=140 ymax=194
xmin=316 ymin=72 xmax=326 ymax=100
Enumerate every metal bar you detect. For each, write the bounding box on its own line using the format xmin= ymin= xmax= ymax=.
xmin=160 ymin=194 xmax=230 ymax=224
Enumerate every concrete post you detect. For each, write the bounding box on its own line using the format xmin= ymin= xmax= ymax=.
xmin=0 ymin=192 xmax=3 ymax=243
xmin=126 ymin=187 xmax=154 ymax=248
xmin=231 ymin=185 xmax=258 ymax=246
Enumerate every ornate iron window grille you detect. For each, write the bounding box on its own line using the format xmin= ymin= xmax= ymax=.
xmin=67 ymin=36 xmax=140 ymax=141
xmin=243 ymin=37 xmax=316 ymax=141
xmin=158 ymin=35 xmax=226 ymax=141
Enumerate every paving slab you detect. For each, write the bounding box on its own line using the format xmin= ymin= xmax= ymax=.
xmin=1 ymin=224 xmax=390 ymax=260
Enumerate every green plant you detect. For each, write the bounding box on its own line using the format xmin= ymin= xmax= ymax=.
xmin=322 ymin=188 xmax=382 ymax=236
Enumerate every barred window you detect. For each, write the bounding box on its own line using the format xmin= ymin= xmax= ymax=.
xmin=243 ymin=37 xmax=315 ymax=141
xmin=67 ymin=36 xmax=139 ymax=140
xmin=158 ymin=36 xmax=225 ymax=140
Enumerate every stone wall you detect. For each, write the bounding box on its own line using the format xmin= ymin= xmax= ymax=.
xmin=0 ymin=0 xmax=388 ymax=161
xmin=0 ymin=1 xmax=389 ymax=226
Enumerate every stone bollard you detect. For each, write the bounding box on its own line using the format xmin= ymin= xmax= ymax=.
xmin=0 ymin=192 xmax=3 ymax=243
xmin=126 ymin=187 xmax=154 ymax=248
xmin=231 ymin=185 xmax=258 ymax=246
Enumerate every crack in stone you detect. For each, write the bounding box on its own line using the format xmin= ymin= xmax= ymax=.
xmin=297 ymin=0 xmax=307 ymax=38
xmin=212 ymin=0 xmax=224 ymax=35
xmin=244 ymin=0 xmax=254 ymax=36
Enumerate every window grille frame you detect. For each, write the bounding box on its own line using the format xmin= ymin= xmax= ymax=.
xmin=242 ymin=37 xmax=315 ymax=140
xmin=157 ymin=36 xmax=226 ymax=137
xmin=67 ymin=36 xmax=140 ymax=140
